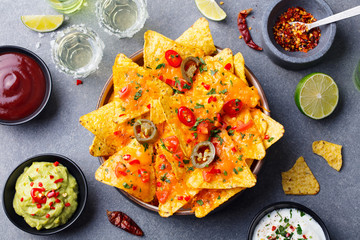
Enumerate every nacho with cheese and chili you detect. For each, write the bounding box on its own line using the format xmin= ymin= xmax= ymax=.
xmin=80 ymin=17 xmax=284 ymax=218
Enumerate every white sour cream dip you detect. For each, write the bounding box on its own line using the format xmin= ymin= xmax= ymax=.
xmin=252 ymin=208 xmax=326 ymax=240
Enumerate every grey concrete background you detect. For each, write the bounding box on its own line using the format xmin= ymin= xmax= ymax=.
xmin=0 ymin=0 xmax=359 ymax=239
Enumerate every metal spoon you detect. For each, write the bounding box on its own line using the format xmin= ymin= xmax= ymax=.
xmin=290 ymin=5 xmax=360 ymax=31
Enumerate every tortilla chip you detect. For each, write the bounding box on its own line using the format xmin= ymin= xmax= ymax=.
xmin=233 ymin=52 xmax=247 ymax=85
xmin=312 ymin=140 xmax=342 ymax=171
xmin=188 ymin=57 xmax=260 ymax=108
xmin=281 ymin=156 xmax=320 ymax=195
xmin=192 ymin=188 xmax=244 ymax=218
xmin=112 ymin=54 xmax=172 ymax=123
xmin=155 ymin=151 xmax=199 ymax=217
xmin=95 ymin=139 xmax=155 ymax=202
xmin=150 ymin=99 xmax=167 ymax=124
xmin=223 ymin=108 xmax=266 ymax=160
xmin=213 ymin=48 xmax=234 ymax=73
xmin=89 ymin=137 xmax=116 ymax=157
xmin=144 ymin=30 xmax=205 ymax=69
xmin=186 ymin=131 xmax=256 ymax=189
xmin=176 ymin=18 xmax=216 ymax=56
xmin=160 ymin=94 xmax=224 ymax=157
xmin=79 ymin=102 xmax=117 ymax=139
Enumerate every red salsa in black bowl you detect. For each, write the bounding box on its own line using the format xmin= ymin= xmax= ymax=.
xmin=0 ymin=46 xmax=51 ymax=125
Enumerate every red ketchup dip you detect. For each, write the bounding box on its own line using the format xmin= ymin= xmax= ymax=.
xmin=0 ymin=52 xmax=46 ymax=121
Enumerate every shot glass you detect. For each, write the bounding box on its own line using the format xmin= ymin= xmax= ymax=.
xmin=46 ymin=0 xmax=84 ymax=14
xmin=51 ymin=25 xmax=104 ymax=78
xmin=95 ymin=0 xmax=148 ymax=38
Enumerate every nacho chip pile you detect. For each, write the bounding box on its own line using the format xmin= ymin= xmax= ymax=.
xmin=80 ymin=18 xmax=284 ymax=218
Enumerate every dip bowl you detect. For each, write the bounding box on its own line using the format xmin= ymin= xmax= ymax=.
xmin=0 ymin=46 xmax=52 ymax=125
xmin=3 ymin=154 xmax=88 ymax=235
xmin=247 ymin=201 xmax=330 ymax=240
xmin=261 ymin=0 xmax=336 ymax=69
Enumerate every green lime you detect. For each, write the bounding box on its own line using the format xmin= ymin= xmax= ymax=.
xmin=294 ymin=73 xmax=339 ymax=119
xmin=21 ymin=15 xmax=64 ymax=33
xmin=195 ymin=0 xmax=227 ymax=21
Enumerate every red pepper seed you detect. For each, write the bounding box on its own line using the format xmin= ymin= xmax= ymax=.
xmin=53 ymin=161 xmax=59 ymax=167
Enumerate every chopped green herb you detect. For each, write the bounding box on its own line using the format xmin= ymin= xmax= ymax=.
xmin=160 ymin=164 xmax=166 ymax=170
xmin=300 ymin=211 xmax=305 ymax=217
xmin=142 ymin=143 xmax=149 ymax=152
xmin=123 ymin=182 xmax=132 ymax=189
xmin=206 ymin=88 xmax=216 ymax=95
xmin=134 ymin=89 xmax=143 ymax=100
xmin=194 ymin=103 xmax=205 ymax=109
xmin=156 ymin=63 xmax=166 ymax=69
xmin=210 ymin=69 xmax=218 ymax=76
xmin=28 ymin=176 xmax=33 ymax=182
xmin=136 ymin=73 xmax=143 ymax=77
xmin=196 ymin=200 xmax=204 ymax=206
xmin=223 ymin=170 xmax=228 ymax=176
xmin=267 ymin=137 xmax=274 ymax=142
xmin=296 ymin=224 xmax=302 ymax=235
xmin=183 ymin=159 xmax=190 ymax=164
xmin=219 ymin=89 xmax=228 ymax=94
xmin=233 ymin=168 xmax=238 ymax=175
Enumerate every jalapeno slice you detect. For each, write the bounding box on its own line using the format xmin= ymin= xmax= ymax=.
xmin=133 ymin=119 xmax=158 ymax=144
xmin=191 ymin=141 xmax=216 ymax=169
xmin=181 ymin=56 xmax=201 ymax=83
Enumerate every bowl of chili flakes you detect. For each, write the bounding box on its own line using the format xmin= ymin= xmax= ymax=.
xmin=262 ymin=0 xmax=336 ymax=69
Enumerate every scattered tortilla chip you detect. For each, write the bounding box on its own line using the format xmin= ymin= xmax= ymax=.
xmin=144 ymin=30 xmax=205 ymax=69
xmin=89 ymin=137 xmax=116 ymax=157
xmin=213 ymin=48 xmax=234 ymax=73
xmin=281 ymin=156 xmax=320 ymax=195
xmin=176 ymin=18 xmax=216 ymax=56
xmin=312 ymin=140 xmax=342 ymax=171
xmin=155 ymin=151 xmax=199 ymax=217
xmin=223 ymin=108 xmax=266 ymax=160
xmin=79 ymin=102 xmax=117 ymax=139
xmin=192 ymin=188 xmax=244 ymax=218
xmin=112 ymin=54 xmax=172 ymax=123
xmin=150 ymin=99 xmax=166 ymax=124
xmin=186 ymin=131 xmax=256 ymax=189
xmin=233 ymin=52 xmax=247 ymax=85
xmin=95 ymin=140 xmax=155 ymax=202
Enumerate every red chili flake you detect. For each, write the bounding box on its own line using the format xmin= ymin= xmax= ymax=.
xmin=186 ymin=138 xmax=192 ymax=144
xmin=55 ymin=198 xmax=61 ymax=203
xmin=53 ymin=161 xmax=59 ymax=167
xmin=224 ymin=63 xmax=232 ymax=70
xmin=49 ymin=202 xmax=54 ymax=206
xmin=76 ymin=80 xmax=83 ymax=85
xmin=156 ymin=182 xmax=162 ymax=187
xmin=290 ymin=225 xmax=295 ymax=231
xmin=36 ymin=168 xmax=39 ymax=172
xmin=31 ymin=213 xmax=35 ymax=216
xmin=159 ymin=75 xmax=164 ymax=81
xmin=147 ymin=104 xmax=151 ymax=109
xmin=132 ymin=186 xmax=137 ymax=191
xmin=54 ymin=178 xmax=64 ymax=183
xmin=129 ymin=160 xmax=140 ymax=165
xmin=303 ymin=235 xmax=307 ymax=239
xmin=184 ymin=196 xmax=191 ymax=201
xmin=123 ymin=154 xmax=131 ymax=160
xmin=208 ymin=96 xmax=217 ymax=103
xmin=30 ymin=182 xmax=34 ymax=187
xmin=272 ymin=226 xmax=276 ymax=231
xmin=50 ymin=206 xmax=55 ymax=210
xmin=65 ymin=203 xmax=71 ymax=207
xmin=113 ymin=131 xmax=121 ymax=136
xmin=38 ymin=182 xmax=43 ymax=187
xmin=201 ymin=82 xmax=211 ymax=90
xmin=20 ymin=198 xmax=24 ymax=202
xmin=264 ymin=134 xmax=270 ymax=140
xmin=37 ymin=204 xmax=42 ymax=208
xmin=177 ymin=196 xmax=184 ymax=200
xmin=159 ymin=154 xmax=166 ymax=160
xmin=49 ymin=175 xmax=54 ymax=179
xmin=46 ymin=214 xmax=50 ymax=218
xmin=231 ymin=147 xmax=237 ymax=153
xmin=273 ymin=7 xmax=321 ymax=52
xmin=119 ymin=114 xmax=126 ymax=117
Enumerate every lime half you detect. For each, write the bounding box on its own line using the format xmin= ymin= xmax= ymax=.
xmin=294 ymin=73 xmax=339 ymax=119
xmin=21 ymin=15 xmax=64 ymax=33
xmin=195 ymin=0 xmax=227 ymax=21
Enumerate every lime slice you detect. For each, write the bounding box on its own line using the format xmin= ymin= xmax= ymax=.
xmin=294 ymin=73 xmax=339 ymax=120
xmin=21 ymin=15 xmax=64 ymax=33
xmin=195 ymin=0 xmax=227 ymax=21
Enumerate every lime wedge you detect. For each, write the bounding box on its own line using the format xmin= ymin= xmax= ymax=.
xmin=21 ymin=15 xmax=64 ymax=33
xmin=294 ymin=73 xmax=339 ymax=120
xmin=195 ymin=0 xmax=227 ymax=21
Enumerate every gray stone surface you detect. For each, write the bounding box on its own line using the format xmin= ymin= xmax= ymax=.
xmin=0 ymin=0 xmax=359 ymax=239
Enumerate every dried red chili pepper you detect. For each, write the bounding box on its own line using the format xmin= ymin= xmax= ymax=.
xmin=107 ymin=210 xmax=144 ymax=236
xmin=237 ymin=9 xmax=262 ymax=51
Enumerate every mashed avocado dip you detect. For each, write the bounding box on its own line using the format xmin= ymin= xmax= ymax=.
xmin=13 ymin=161 xmax=78 ymax=230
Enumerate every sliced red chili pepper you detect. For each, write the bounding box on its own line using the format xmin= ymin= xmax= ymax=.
xmin=178 ymin=106 xmax=196 ymax=127
xmin=224 ymin=63 xmax=232 ymax=70
xmin=55 ymin=198 xmax=61 ymax=203
xmin=65 ymin=203 xmax=71 ymax=207
xmin=38 ymin=182 xmax=43 ymax=187
xmin=156 ymin=190 xmax=170 ymax=204
xmin=165 ymin=50 xmax=182 ymax=68
xmin=164 ymin=136 xmax=179 ymax=152
xmin=208 ymin=96 xmax=217 ymax=103
xmin=30 ymin=182 xmax=34 ymax=187
xmin=107 ymin=210 xmax=144 ymax=236
xmin=223 ymin=99 xmax=243 ymax=117
xmin=184 ymin=196 xmax=191 ymax=201
xmin=147 ymin=104 xmax=151 ymax=109
xmin=49 ymin=175 xmax=54 ymax=179
xmin=231 ymin=147 xmax=237 ymax=153
xmin=236 ymin=120 xmax=253 ymax=132
xmin=158 ymin=75 xmax=164 ymax=81
xmin=129 ymin=160 xmax=140 ymax=165
xmin=165 ymin=78 xmax=175 ymax=87
xmin=123 ymin=154 xmax=131 ymax=160
xmin=46 ymin=214 xmax=50 ymax=218
xmin=177 ymin=196 xmax=184 ymax=200
xmin=264 ymin=134 xmax=270 ymax=140
xmin=156 ymin=182 xmax=162 ymax=187
xmin=201 ymin=82 xmax=210 ymax=90
xmin=132 ymin=186 xmax=137 ymax=191
xmin=54 ymin=178 xmax=64 ymax=183
xmin=30 ymin=187 xmax=46 ymax=204
xmin=237 ymin=9 xmax=263 ymax=51
xmin=53 ymin=161 xmax=59 ymax=167
xmin=175 ymin=78 xmax=191 ymax=92
xmin=138 ymin=168 xmax=150 ymax=183
xmin=115 ymin=163 xmax=127 ymax=178
xmin=119 ymin=85 xmax=130 ymax=99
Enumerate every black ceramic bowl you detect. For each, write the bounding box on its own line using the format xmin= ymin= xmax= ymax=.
xmin=3 ymin=154 xmax=88 ymax=235
xmin=248 ymin=201 xmax=330 ymax=240
xmin=0 ymin=45 xmax=52 ymax=125
xmin=262 ymin=0 xmax=336 ymax=69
